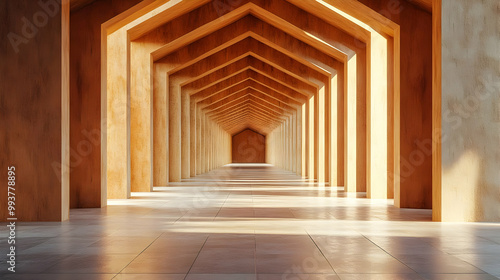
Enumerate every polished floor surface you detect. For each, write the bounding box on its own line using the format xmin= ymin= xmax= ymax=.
xmin=1 ymin=164 xmax=500 ymax=279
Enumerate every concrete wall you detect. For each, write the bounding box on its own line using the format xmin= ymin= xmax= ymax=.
xmin=0 ymin=0 xmax=70 ymax=221
xmin=440 ymin=0 xmax=500 ymax=221
xmin=232 ymin=129 xmax=266 ymax=163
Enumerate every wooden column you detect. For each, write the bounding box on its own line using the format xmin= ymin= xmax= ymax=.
xmin=432 ymin=0 xmax=442 ymax=221
xmin=189 ymin=99 xmax=197 ymax=177
xmin=286 ymin=120 xmax=290 ymax=170
xmin=290 ymin=112 xmax=298 ymax=173
xmin=0 ymin=0 xmax=70 ymax=221
xmin=308 ymin=98 xmax=315 ymax=180
xmin=204 ymin=116 xmax=209 ymax=172
xmin=153 ymin=63 xmax=168 ymax=186
xmin=210 ymin=121 xmax=214 ymax=170
xmin=291 ymin=117 xmax=295 ymax=172
xmin=130 ymin=38 xmax=153 ymax=192
xmin=366 ymin=32 xmax=389 ymax=199
xmin=181 ymin=91 xmax=190 ymax=179
xmin=302 ymin=104 xmax=307 ymax=177
xmin=169 ymin=81 xmax=182 ymax=182
xmin=190 ymin=99 xmax=196 ymax=177
xmin=324 ymin=82 xmax=331 ymax=184
xmin=297 ymin=106 xmax=303 ymax=176
xmin=196 ymin=106 xmax=202 ymax=175
xmin=201 ymin=112 xmax=206 ymax=174
xmin=69 ymin=0 xmax=142 ymax=207
xmin=317 ymin=87 xmax=326 ymax=183
xmin=345 ymin=57 xmax=359 ymax=193
xmin=106 ymin=29 xmax=131 ymax=198
xmin=329 ymin=72 xmax=340 ymax=186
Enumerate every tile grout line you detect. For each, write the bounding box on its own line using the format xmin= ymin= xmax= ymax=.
xmin=419 ymin=235 xmax=495 ymax=276
xmin=359 ymin=233 xmax=426 ymax=278
xmin=111 ymin=232 xmax=165 ymax=279
xmin=183 ymin=235 xmax=210 ymax=280
xmin=305 ymin=230 xmax=338 ymax=276
xmin=212 ymin=188 xmax=231 ymax=221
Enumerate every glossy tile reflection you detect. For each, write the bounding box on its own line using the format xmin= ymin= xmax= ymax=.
xmin=0 ymin=164 xmax=499 ymax=279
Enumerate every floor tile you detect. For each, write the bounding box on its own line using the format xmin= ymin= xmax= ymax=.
xmin=114 ymin=274 xmax=186 ymax=280
xmin=0 ymin=164 xmax=499 ymax=280
xmin=259 ymin=274 xmax=340 ymax=280
xmin=0 ymin=274 xmax=115 ymax=280
xmin=338 ymin=275 xmax=424 ymax=280
xmin=186 ymin=274 xmax=257 ymax=280
xmin=397 ymin=254 xmax=485 ymax=274
xmin=421 ymin=274 xmax=500 ymax=280
xmin=43 ymin=253 xmax=136 ymax=274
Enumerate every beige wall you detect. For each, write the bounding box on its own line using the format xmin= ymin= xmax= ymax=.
xmin=439 ymin=0 xmax=500 ymax=222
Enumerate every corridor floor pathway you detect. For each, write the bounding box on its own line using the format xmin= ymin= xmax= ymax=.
xmin=1 ymin=164 xmax=500 ymax=280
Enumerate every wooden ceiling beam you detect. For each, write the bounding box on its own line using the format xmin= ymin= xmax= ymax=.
xmin=191 ymin=69 xmax=308 ymax=104
xmin=198 ymin=82 xmax=300 ymax=110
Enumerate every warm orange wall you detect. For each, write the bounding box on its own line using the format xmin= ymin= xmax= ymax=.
xmin=0 ymin=0 xmax=67 ymax=221
xmin=232 ymin=129 xmax=266 ymax=163
xmin=398 ymin=4 xmax=432 ymax=209
xmin=357 ymin=0 xmax=433 ymax=208
xmin=70 ymin=0 xmax=143 ymax=208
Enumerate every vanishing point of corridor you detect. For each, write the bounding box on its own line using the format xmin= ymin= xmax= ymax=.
xmin=1 ymin=164 xmax=500 ymax=280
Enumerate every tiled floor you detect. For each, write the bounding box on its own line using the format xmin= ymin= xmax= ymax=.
xmin=1 ymin=164 xmax=500 ymax=279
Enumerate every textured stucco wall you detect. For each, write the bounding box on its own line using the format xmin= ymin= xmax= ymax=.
xmin=441 ymin=0 xmax=500 ymax=221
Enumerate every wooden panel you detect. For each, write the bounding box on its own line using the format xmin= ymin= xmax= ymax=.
xmin=357 ymin=0 xmax=432 ymax=208
xmin=232 ymin=129 xmax=266 ymax=163
xmin=432 ymin=0 xmax=441 ymax=221
xmin=106 ymin=29 xmax=131 ymax=199
xmin=71 ymin=0 xmax=144 ymax=206
xmin=181 ymin=90 xmax=190 ymax=179
xmin=407 ymin=0 xmax=432 ymax=12
xmin=153 ymin=63 xmax=168 ymax=186
xmin=0 ymin=0 xmax=69 ymax=221
xmin=70 ymin=0 xmax=97 ymax=11
xmin=190 ymin=99 xmax=197 ymax=177
xmin=130 ymin=37 xmax=156 ymax=192
xmin=398 ymin=4 xmax=432 ymax=208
